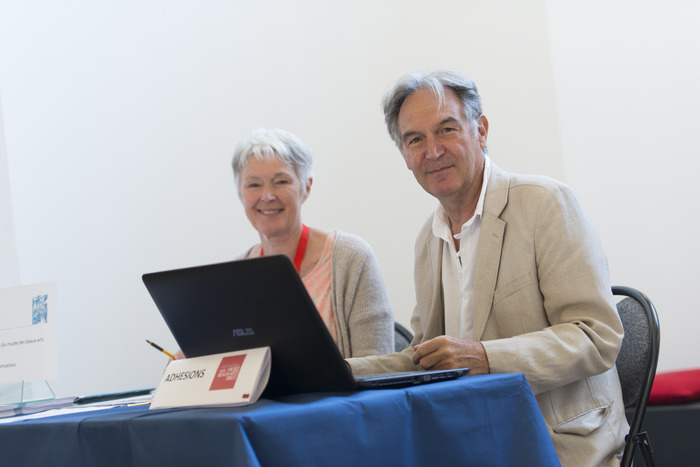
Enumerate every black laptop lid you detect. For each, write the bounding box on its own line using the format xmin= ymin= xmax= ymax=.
xmin=142 ymin=255 xmax=356 ymax=397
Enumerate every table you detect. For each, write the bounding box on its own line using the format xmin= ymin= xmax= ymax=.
xmin=0 ymin=373 xmax=560 ymax=466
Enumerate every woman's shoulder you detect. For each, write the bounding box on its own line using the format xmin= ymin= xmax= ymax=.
xmin=332 ymin=231 xmax=385 ymax=269
xmin=333 ymin=230 xmax=374 ymax=255
xmin=234 ymin=245 xmax=257 ymax=260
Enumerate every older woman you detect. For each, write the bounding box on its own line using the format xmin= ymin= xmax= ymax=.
xmin=231 ymin=127 xmax=394 ymax=358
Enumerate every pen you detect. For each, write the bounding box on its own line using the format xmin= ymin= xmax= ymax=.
xmin=146 ymin=339 xmax=176 ymax=359
xmin=74 ymin=388 xmax=154 ymax=405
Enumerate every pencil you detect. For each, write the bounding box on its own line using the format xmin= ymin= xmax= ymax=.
xmin=146 ymin=339 xmax=176 ymax=359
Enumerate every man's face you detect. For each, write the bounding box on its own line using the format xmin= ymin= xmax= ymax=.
xmin=397 ymin=87 xmax=488 ymax=205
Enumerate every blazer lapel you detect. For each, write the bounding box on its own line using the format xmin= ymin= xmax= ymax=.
xmin=425 ymin=235 xmax=447 ymax=338
xmin=473 ymin=164 xmax=509 ymax=340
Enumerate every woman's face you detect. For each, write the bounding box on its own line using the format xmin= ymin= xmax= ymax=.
xmin=239 ymin=157 xmax=310 ymax=241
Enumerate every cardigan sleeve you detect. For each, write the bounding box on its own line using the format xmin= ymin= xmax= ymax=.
xmin=331 ymin=232 xmax=395 ymax=358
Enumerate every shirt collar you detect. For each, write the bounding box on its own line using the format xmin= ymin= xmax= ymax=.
xmin=432 ymin=155 xmax=491 ymax=242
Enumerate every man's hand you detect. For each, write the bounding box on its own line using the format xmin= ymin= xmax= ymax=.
xmin=412 ymin=336 xmax=490 ymax=375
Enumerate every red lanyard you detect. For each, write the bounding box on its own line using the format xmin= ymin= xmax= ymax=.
xmin=259 ymin=224 xmax=310 ymax=272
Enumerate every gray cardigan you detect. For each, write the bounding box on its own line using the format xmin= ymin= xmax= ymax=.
xmin=240 ymin=231 xmax=394 ymax=358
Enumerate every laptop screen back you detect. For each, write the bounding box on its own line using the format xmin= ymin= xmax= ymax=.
xmin=142 ymin=255 xmax=356 ymax=397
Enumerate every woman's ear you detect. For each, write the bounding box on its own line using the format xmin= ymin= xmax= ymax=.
xmin=302 ymin=177 xmax=313 ymax=202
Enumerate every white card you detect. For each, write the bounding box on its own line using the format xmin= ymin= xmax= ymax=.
xmin=150 ymin=347 xmax=271 ymax=409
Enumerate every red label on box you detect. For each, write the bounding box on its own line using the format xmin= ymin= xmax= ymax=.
xmin=209 ymin=354 xmax=247 ymax=391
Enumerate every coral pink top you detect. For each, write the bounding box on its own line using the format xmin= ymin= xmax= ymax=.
xmin=301 ymin=231 xmax=337 ymax=342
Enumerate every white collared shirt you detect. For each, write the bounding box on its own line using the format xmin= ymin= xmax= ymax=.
xmin=431 ymin=156 xmax=491 ymax=339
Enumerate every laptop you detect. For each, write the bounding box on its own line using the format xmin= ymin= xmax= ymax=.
xmin=142 ymin=255 xmax=469 ymax=397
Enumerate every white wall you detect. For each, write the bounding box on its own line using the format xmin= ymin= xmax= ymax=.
xmin=0 ymin=0 xmax=696 ymax=397
xmin=0 ymin=92 xmax=19 ymax=289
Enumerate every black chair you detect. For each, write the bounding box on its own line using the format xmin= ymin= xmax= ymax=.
xmin=394 ymin=322 xmax=413 ymax=352
xmin=613 ymin=286 xmax=661 ymax=467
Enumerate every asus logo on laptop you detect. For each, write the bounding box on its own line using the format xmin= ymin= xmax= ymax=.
xmin=232 ymin=328 xmax=255 ymax=337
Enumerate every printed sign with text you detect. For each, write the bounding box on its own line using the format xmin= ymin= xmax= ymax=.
xmin=0 ymin=282 xmax=58 ymax=383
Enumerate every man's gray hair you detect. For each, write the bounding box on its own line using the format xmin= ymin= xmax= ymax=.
xmin=231 ymin=128 xmax=314 ymax=193
xmin=382 ymin=70 xmax=484 ymax=149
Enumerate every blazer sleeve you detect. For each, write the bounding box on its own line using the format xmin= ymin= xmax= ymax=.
xmin=347 ymin=219 xmax=437 ymax=374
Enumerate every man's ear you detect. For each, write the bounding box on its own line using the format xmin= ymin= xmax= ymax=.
xmin=400 ymin=148 xmax=412 ymax=170
xmin=477 ymin=114 xmax=489 ymax=149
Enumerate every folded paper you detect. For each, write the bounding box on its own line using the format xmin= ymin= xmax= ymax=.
xmin=150 ymin=347 xmax=270 ymax=409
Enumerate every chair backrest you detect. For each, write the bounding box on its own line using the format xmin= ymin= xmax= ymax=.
xmin=613 ymin=286 xmax=660 ymax=467
xmin=394 ymin=322 xmax=413 ymax=352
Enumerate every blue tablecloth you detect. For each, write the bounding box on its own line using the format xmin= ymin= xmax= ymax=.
xmin=0 ymin=373 xmax=560 ymax=466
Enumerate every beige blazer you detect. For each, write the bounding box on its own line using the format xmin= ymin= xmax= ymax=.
xmin=349 ymin=164 xmax=629 ymax=466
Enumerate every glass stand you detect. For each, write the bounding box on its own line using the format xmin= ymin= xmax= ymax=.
xmin=0 ymin=380 xmax=55 ymax=406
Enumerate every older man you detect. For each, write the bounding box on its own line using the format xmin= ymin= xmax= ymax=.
xmin=347 ymin=70 xmax=629 ymax=466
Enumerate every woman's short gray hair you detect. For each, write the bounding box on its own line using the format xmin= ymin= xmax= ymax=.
xmin=231 ymin=128 xmax=314 ymax=192
xmin=382 ymin=70 xmax=484 ymax=149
